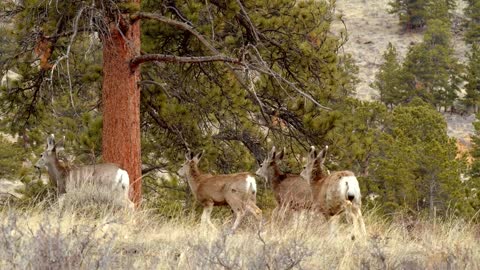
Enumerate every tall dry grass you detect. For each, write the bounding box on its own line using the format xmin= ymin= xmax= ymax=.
xmin=0 ymin=185 xmax=479 ymax=269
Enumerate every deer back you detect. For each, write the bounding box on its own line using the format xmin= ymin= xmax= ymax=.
xmin=196 ymin=172 xmax=256 ymax=205
xmin=65 ymin=163 xmax=129 ymax=193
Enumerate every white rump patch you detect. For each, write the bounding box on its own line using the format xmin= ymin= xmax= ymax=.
xmin=246 ymin=175 xmax=257 ymax=193
xmin=339 ymin=176 xmax=361 ymax=202
xmin=115 ymin=169 xmax=130 ymax=190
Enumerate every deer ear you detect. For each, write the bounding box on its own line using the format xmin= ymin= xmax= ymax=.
xmin=187 ymin=151 xmax=194 ymax=160
xmin=195 ymin=150 xmax=204 ymax=161
xmin=277 ymin=148 xmax=285 ymax=160
xmin=54 ymin=136 xmax=65 ymax=152
xmin=47 ymin=134 xmax=55 ymax=150
xmin=268 ymin=146 xmax=276 ymax=160
xmin=309 ymin=146 xmax=317 ymax=159
xmin=318 ymin=145 xmax=328 ymax=159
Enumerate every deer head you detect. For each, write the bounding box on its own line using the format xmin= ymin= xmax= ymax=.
xmin=34 ymin=134 xmax=64 ymax=169
xmin=177 ymin=150 xmax=203 ymax=178
xmin=300 ymin=145 xmax=328 ymax=182
xmin=255 ymin=146 xmax=284 ymax=180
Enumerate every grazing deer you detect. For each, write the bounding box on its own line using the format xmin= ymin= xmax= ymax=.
xmin=255 ymin=146 xmax=313 ymax=212
xmin=177 ymin=151 xmax=262 ymax=232
xmin=300 ymin=146 xmax=366 ymax=236
xmin=34 ymin=134 xmax=134 ymax=209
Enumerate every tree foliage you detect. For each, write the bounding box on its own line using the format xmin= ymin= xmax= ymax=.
xmin=368 ymin=100 xmax=468 ymax=216
xmin=465 ymin=0 xmax=480 ymax=44
xmin=388 ymin=0 xmax=456 ymax=29
xmin=374 ymin=3 xmax=462 ymax=110
xmin=371 ymin=43 xmax=403 ymax=108
xmin=463 ymin=44 xmax=480 ymax=113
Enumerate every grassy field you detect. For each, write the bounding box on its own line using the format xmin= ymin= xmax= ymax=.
xmin=1 ymin=196 xmax=479 ymax=270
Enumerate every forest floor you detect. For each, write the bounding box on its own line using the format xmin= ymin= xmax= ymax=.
xmin=0 ymin=201 xmax=479 ymax=269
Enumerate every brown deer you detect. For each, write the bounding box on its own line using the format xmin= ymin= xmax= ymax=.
xmin=255 ymin=146 xmax=313 ymax=212
xmin=177 ymin=151 xmax=262 ymax=232
xmin=34 ymin=134 xmax=134 ymax=209
xmin=300 ymin=146 xmax=366 ymax=236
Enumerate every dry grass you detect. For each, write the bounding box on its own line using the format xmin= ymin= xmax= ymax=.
xmin=0 ymin=196 xmax=479 ymax=270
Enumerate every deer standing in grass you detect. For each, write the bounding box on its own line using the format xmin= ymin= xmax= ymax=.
xmin=256 ymin=146 xmax=313 ymax=212
xmin=34 ymin=134 xmax=134 ymax=209
xmin=177 ymin=151 xmax=262 ymax=232
xmin=300 ymin=146 xmax=366 ymax=236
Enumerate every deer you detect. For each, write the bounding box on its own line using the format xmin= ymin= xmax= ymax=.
xmin=300 ymin=146 xmax=366 ymax=237
xmin=255 ymin=146 xmax=313 ymax=213
xmin=177 ymin=151 xmax=262 ymax=232
xmin=34 ymin=134 xmax=134 ymax=209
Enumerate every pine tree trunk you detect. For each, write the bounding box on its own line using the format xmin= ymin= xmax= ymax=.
xmin=102 ymin=3 xmax=142 ymax=206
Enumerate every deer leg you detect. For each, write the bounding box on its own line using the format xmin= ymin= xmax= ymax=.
xmin=58 ymin=194 xmax=66 ymax=211
xmin=231 ymin=209 xmax=246 ymax=233
xmin=343 ymin=201 xmax=360 ymax=240
xmin=226 ymin=195 xmax=247 ymax=233
xmin=201 ymin=202 xmax=215 ymax=229
xmin=245 ymin=201 xmax=262 ymax=221
xmin=125 ymin=190 xmax=134 ymax=210
xmin=353 ymin=204 xmax=367 ymax=236
xmin=328 ymin=214 xmax=341 ymax=236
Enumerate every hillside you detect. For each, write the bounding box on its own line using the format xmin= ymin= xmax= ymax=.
xmin=333 ymin=0 xmax=474 ymax=143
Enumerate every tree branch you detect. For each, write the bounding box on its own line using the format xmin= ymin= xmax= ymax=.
xmin=131 ymin=12 xmax=218 ymax=53
xmin=130 ymin=54 xmax=244 ymax=69
xmin=213 ymin=129 xmax=266 ymax=163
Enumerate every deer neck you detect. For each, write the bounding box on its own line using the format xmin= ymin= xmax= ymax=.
xmin=311 ymin=167 xmax=328 ymax=184
xmin=270 ymin=165 xmax=287 ymax=188
xmin=185 ymin=164 xmax=202 ymax=195
xmin=45 ymin=158 xmax=69 ymax=194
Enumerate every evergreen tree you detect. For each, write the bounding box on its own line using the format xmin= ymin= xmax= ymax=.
xmin=389 ymin=0 xmax=455 ymax=29
xmin=371 ymin=43 xmax=404 ymax=108
xmin=138 ymin=0 xmax=349 ymax=174
xmin=466 ymin=111 xmax=480 ymax=218
xmin=400 ymin=9 xmax=462 ymax=110
xmin=389 ymin=0 xmax=429 ymax=29
xmin=465 ymin=0 xmax=480 ymax=44
xmin=371 ymin=100 xmax=468 ymax=216
xmin=463 ymin=44 xmax=480 ymax=113
xmin=1 ymin=0 xmax=349 ymax=208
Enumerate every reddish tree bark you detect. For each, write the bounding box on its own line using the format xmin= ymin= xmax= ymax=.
xmin=102 ymin=2 xmax=142 ymax=207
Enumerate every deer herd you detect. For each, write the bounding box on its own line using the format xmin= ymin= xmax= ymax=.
xmin=35 ymin=134 xmax=366 ymax=237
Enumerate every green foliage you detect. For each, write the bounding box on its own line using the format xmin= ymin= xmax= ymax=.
xmin=0 ymin=136 xmax=25 ymax=179
xmin=388 ymin=0 xmax=455 ymax=29
xmin=139 ymin=0 xmax=346 ymax=181
xmin=463 ymin=44 xmax=480 ymax=112
xmin=375 ymin=1 xmax=462 ymax=110
xmin=369 ymin=100 xmax=469 ymax=217
xmin=394 ymin=18 xmax=461 ymax=108
xmin=465 ymin=0 xmax=480 ymax=44
xmin=371 ymin=43 xmax=403 ymax=107
xmin=466 ymin=112 xmax=480 ymax=217
xmin=388 ymin=0 xmax=429 ymax=29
